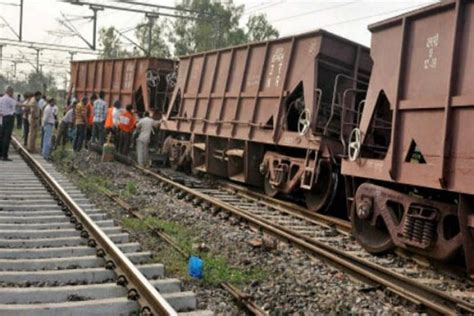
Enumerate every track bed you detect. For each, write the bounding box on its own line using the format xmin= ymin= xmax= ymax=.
xmin=0 ymin=142 xmax=212 ymax=315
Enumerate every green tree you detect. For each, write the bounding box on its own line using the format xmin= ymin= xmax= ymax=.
xmin=246 ymin=14 xmax=279 ymax=43
xmin=25 ymin=72 xmax=57 ymax=97
xmin=0 ymin=71 xmax=58 ymax=101
xmin=134 ymin=17 xmax=171 ymax=58
xmin=170 ymin=0 xmax=247 ymax=56
xmin=98 ymin=26 xmax=130 ymax=59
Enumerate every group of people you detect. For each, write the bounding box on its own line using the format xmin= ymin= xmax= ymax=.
xmin=0 ymin=85 xmax=162 ymax=167
xmin=0 ymin=86 xmax=57 ymax=161
xmin=64 ymin=94 xmax=162 ymax=167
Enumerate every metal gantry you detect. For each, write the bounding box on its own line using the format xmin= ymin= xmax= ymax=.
xmin=62 ymin=0 xmax=216 ymax=56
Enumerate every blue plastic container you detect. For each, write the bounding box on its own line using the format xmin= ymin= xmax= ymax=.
xmin=188 ymin=256 xmax=204 ymax=279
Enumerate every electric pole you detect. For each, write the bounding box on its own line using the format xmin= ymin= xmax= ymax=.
xmin=145 ymin=13 xmax=158 ymax=57
xmin=0 ymin=45 xmax=3 ymax=69
xmin=34 ymin=48 xmax=43 ymax=73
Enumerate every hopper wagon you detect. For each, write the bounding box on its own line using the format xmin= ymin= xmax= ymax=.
xmin=341 ymin=0 xmax=474 ymax=277
xmin=160 ymin=30 xmax=372 ymax=213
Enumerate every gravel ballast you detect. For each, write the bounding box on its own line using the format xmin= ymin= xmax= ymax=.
xmin=52 ymin=149 xmax=418 ymax=314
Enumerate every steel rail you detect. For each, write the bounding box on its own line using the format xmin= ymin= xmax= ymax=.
xmin=73 ymin=169 xmax=268 ymax=316
xmin=11 ymin=137 xmax=177 ymax=316
xmin=135 ymin=165 xmax=474 ymax=315
xmin=219 ymin=181 xmax=351 ymax=234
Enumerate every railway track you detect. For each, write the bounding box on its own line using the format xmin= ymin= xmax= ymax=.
xmin=0 ymin=138 xmax=211 ymax=316
xmin=72 ymin=173 xmax=268 ymax=316
xmin=133 ymin=165 xmax=474 ymax=315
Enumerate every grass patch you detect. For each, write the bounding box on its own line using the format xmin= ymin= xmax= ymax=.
xmin=122 ymin=217 xmax=193 ymax=253
xmin=50 ymin=146 xmax=74 ymax=165
xmin=122 ymin=217 xmax=268 ymax=286
xmin=121 ymin=181 xmax=138 ymax=198
xmin=204 ymin=256 xmax=267 ymax=286
xmin=77 ymin=175 xmax=111 ymax=193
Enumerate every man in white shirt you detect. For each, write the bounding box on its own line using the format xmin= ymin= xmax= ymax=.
xmin=135 ymin=111 xmax=161 ymax=167
xmin=37 ymin=94 xmax=47 ymax=111
xmin=112 ymin=100 xmax=122 ymax=128
xmin=0 ymin=86 xmax=20 ymax=161
xmin=37 ymin=92 xmax=47 ymax=150
xmin=41 ymin=99 xmax=58 ymax=160
xmin=110 ymin=100 xmax=123 ymax=146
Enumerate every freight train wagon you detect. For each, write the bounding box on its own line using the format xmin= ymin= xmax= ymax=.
xmin=160 ymin=30 xmax=372 ymax=213
xmin=341 ymin=0 xmax=474 ymax=277
xmin=69 ymin=57 xmax=177 ymax=117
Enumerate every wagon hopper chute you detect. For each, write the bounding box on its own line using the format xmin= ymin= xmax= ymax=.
xmin=69 ymin=57 xmax=177 ymax=116
xmin=341 ymin=0 xmax=474 ymax=277
xmin=161 ymin=30 xmax=372 ymax=213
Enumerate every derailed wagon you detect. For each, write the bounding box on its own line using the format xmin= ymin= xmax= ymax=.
xmin=69 ymin=57 xmax=177 ymax=116
xmin=341 ymin=0 xmax=474 ymax=277
xmin=161 ymin=30 xmax=372 ymax=213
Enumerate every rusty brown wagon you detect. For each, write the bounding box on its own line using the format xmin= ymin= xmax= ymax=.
xmin=161 ymin=30 xmax=372 ymax=213
xmin=341 ymin=0 xmax=474 ymax=278
xmin=69 ymin=57 xmax=177 ymax=116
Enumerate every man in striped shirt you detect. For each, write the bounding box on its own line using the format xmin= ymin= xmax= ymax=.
xmin=92 ymin=91 xmax=107 ymax=146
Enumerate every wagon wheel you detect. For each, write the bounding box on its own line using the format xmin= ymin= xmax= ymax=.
xmin=348 ymin=128 xmax=361 ymax=162
xmin=169 ymin=156 xmax=180 ymax=171
xmin=297 ymin=109 xmax=311 ymax=136
xmin=351 ymin=201 xmax=395 ymax=254
xmin=264 ymin=176 xmax=279 ymax=198
xmin=166 ymin=72 xmax=177 ymax=88
xmin=304 ymin=163 xmax=338 ymax=213
xmin=146 ymin=70 xmax=160 ymax=88
xmin=164 ymin=137 xmax=180 ymax=171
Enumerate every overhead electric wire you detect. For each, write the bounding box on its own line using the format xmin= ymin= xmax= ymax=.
xmin=319 ymin=2 xmax=437 ymax=29
xmin=243 ymin=0 xmax=285 ymax=16
xmin=115 ymin=0 xmax=220 ymax=17
xmin=272 ymin=1 xmax=437 ymax=39
xmin=0 ymin=1 xmax=19 ymax=6
xmin=244 ymin=1 xmax=272 ymax=12
xmin=271 ymin=1 xmax=357 ymax=23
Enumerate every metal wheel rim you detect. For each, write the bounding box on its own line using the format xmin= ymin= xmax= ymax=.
xmin=348 ymin=128 xmax=362 ymax=162
xmin=304 ymin=164 xmax=338 ymax=213
xmin=297 ymin=109 xmax=311 ymax=136
xmin=264 ymin=176 xmax=278 ymax=198
xmin=351 ymin=203 xmax=395 ymax=254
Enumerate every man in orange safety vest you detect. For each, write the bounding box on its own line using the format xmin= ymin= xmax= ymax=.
xmin=117 ymin=104 xmax=136 ymax=155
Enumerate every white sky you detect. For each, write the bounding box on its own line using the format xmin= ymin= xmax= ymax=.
xmin=0 ymin=0 xmax=438 ymax=88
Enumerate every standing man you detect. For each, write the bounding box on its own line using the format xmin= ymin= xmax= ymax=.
xmin=109 ymin=100 xmax=122 ymax=146
xmin=38 ymin=93 xmax=47 ymax=150
xmin=92 ymin=91 xmax=107 ymax=146
xmin=41 ymin=98 xmax=57 ymax=160
xmin=37 ymin=94 xmax=47 ymax=112
xmin=135 ymin=111 xmax=161 ymax=167
xmin=0 ymin=86 xmax=19 ymax=161
xmin=73 ymin=96 xmax=87 ymax=152
xmin=22 ymin=92 xmax=31 ymax=146
xmin=15 ymin=94 xmax=22 ymax=130
xmin=27 ymin=91 xmax=42 ymax=153
xmin=55 ymin=101 xmax=75 ymax=149
xmin=117 ymin=104 xmax=136 ymax=155
xmin=85 ymin=94 xmax=95 ymax=149
xmin=104 ymin=103 xmax=114 ymax=138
